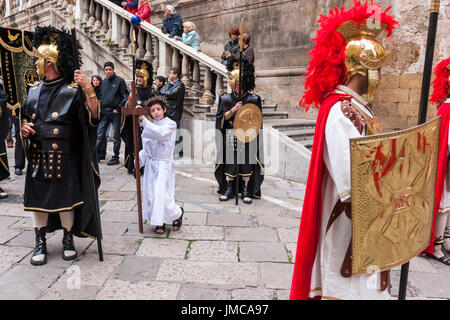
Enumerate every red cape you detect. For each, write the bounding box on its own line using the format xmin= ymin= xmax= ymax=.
xmin=290 ymin=92 xmax=352 ymax=300
xmin=424 ymin=102 xmax=450 ymax=254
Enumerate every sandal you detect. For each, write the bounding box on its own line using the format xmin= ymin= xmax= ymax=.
xmin=425 ymin=252 xmax=450 ymax=266
xmin=154 ymin=224 xmax=166 ymax=234
xmin=172 ymin=207 xmax=184 ymax=231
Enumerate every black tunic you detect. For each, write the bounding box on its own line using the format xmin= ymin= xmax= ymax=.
xmin=214 ymin=92 xmax=264 ymax=198
xmin=121 ymin=85 xmax=156 ymax=173
xmin=0 ymin=87 xmax=10 ymax=181
xmin=22 ymin=78 xmax=102 ymax=238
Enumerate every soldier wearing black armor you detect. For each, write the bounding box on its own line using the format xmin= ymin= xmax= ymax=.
xmin=121 ymin=59 xmax=156 ymax=175
xmin=0 ymin=83 xmax=10 ymax=199
xmin=20 ymin=26 xmax=101 ymax=266
xmin=214 ymin=58 xmax=264 ymax=204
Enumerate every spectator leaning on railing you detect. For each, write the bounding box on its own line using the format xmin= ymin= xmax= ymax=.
xmin=135 ymin=0 xmax=151 ymax=24
xmin=175 ymin=21 xmax=201 ymax=51
xmin=121 ymin=0 xmax=137 ymax=14
xmin=221 ymin=26 xmax=240 ymax=67
xmin=161 ymin=5 xmax=183 ymax=38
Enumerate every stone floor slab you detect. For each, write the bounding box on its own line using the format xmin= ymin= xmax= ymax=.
xmin=100 ymin=210 xmax=137 ymax=224
xmin=136 ymin=238 xmax=189 ymax=259
xmin=178 ymin=284 xmax=230 ymax=300
xmin=101 ymin=200 xmax=137 ymax=212
xmin=188 ymin=241 xmax=238 ymax=262
xmin=113 ymin=256 xmax=162 ymax=283
xmin=86 ymin=235 xmax=142 ymax=256
xmin=207 ymin=213 xmax=257 ymax=227
xmin=183 ymin=212 xmax=207 ymax=226
xmin=0 ymin=245 xmax=33 ymax=275
xmin=225 ymin=227 xmax=278 ymax=242
xmin=231 ymin=287 xmax=276 ymax=300
xmin=96 ymin=279 xmax=180 ymax=300
xmin=169 ymin=226 xmax=225 ymax=241
xmin=277 ymin=228 xmax=299 ymax=243
xmin=157 ymin=260 xmax=259 ymax=288
xmin=0 ymin=264 xmax=65 ymax=299
xmin=0 ymin=227 xmax=23 ymax=245
xmin=239 ymin=242 xmax=289 ymax=263
xmin=260 ymin=263 xmax=294 ymax=289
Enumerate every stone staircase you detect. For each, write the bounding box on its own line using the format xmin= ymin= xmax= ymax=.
xmin=265 ymin=119 xmax=316 ymax=150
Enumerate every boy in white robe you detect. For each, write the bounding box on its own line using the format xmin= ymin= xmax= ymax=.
xmin=136 ymin=96 xmax=184 ymax=234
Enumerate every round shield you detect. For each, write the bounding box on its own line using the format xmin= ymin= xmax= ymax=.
xmin=233 ymin=103 xmax=262 ymax=143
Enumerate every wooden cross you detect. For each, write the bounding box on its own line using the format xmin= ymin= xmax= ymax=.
xmin=121 ymin=81 xmax=151 ymax=234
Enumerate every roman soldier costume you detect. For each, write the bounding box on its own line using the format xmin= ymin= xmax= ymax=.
xmin=214 ymin=58 xmax=264 ymax=204
xmin=121 ymin=59 xmax=156 ymax=175
xmin=290 ymin=1 xmax=399 ymax=300
xmin=21 ymin=26 xmax=101 ymax=265
xmin=0 ymin=84 xmax=10 ymax=199
xmin=424 ymin=57 xmax=450 ymax=265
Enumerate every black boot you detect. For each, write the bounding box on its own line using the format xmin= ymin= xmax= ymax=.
xmin=30 ymin=227 xmax=47 ymax=266
xmin=62 ymin=228 xmax=78 ymax=261
xmin=241 ymin=184 xmax=253 ymax=204
xmin=220 ymin=179 xmax=235 ymax=201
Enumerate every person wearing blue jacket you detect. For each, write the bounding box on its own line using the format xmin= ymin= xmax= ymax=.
xmin=161 ymin=5 xmax=183 ymax=38
xmin=175 ymin=21 xmax=201 ymax=51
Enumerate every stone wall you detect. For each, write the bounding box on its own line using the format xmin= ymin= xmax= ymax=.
xmin=293 ymin=0 xmax=450 ymax=131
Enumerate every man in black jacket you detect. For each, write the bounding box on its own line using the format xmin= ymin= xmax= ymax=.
xmin=159 ymin=68 xmax=185 ymax=157
xmin=96 ymin=62 xmax=129 ymax=165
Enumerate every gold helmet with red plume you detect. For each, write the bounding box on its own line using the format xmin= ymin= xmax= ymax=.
xmin=299 ymin=1 xmax=398 ymax=111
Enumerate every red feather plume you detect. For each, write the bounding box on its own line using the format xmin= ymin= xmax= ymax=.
xmin=299 ymin=0 xmax=398 ymax=112
xmin=430 ymin=57 xmax=450 ymax=106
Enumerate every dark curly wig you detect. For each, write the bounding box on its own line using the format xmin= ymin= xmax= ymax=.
xmin=33 ymin=26 xmax=82 ymax=83
xmin=143 ymin=95 xmax=168 ymax=109
xmin=227 ymin=57 xmax=255 ymax=92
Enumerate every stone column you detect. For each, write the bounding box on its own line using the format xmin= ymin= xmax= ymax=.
xmin=172 ymin=48 xmax=180 ymax=72
xmin=181 ymin=53 xmax=191 ymax=87
xmin=200 ymin=67 xmax=214 ymax=105
xmin=157 ymin=40 xmax=173 ymax=77
xmin=106 ymin=10 xmax=112 ymax=40
xmin=82 ymin=0 xmax=89 ymax=23
xmin=120 ymin=18 xmax=129 ymax=48
xmin=100 ymin=7 xmax=108 ymax=35
xmin=191 ymin=60 xmax=200 ymax=91
xmin=88 ymin=0 xmax=96 ymax=27
xmin=94 ymin=3 xmax=103 ymax=32
xmin=153 ymin=37 xmax=160 ymax=75
xmin=136 ymin=28 xmax=146 ymax=59
xmin=144 ymin=32 xmax=154 ymax=63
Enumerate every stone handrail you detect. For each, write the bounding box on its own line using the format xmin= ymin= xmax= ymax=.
xmin=5 ymin=0 xmax=228 ymax=105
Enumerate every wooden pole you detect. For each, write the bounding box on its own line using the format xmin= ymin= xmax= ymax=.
xmin=399 ymin=0 xmax=441 ymax=301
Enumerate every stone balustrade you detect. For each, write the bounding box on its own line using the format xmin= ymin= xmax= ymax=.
xmin=4 ymin=0 xmax=229 ymax=107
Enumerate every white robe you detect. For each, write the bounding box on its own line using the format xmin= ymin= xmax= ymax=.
xmin=139 ymin=117 xmax=182 ymax=226
xmin=309 ymin=87 xmax=390 ymax=300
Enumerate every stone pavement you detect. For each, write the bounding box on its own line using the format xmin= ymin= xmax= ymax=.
xmin=0 ymin=144 xmax=449 ymax=300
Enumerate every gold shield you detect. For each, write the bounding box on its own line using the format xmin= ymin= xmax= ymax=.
xmin=350 ymin=117 xmax=440 ymax=275
xmin=233 ymin=103 xmax=262 ymax=143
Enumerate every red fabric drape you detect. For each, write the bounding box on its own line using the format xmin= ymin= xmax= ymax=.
xmin=424 ymin=102 xmax=450 ymax=254
xmin=290 ymin=93 xmax=352 ymax=300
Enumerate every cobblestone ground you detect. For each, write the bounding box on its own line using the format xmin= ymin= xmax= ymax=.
xmin=0 ymin=143 xmax=449 ymax=300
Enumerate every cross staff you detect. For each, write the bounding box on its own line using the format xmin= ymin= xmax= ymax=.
xmin=399 ymin=0 xmax=441 ymax=301
xmin=122 ymin=16 xmax=151 ymax=233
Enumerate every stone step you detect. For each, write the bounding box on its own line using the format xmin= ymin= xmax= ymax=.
xmin=262 ymin=111 xmax=289 ymax=120
xmin=300 ymin=139 xmax=314 ymax=150
xmin=269 ymin=119 xmax=316 ymax=131
xmin=281 ymin=129 xmax=315 ymax=141
xmin=262 ymin=104 xmax=277 ymax=112
xmin=194 ymin=104 xmax=212 ymax=113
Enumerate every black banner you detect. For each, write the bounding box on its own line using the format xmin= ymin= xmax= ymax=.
xmin=0 ymin=27 xmax=39 ymax=115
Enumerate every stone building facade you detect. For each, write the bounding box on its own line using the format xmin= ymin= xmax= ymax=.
xmin=150 ymin=0 xmax=450 ymax=131
xmin=2 ymin=0 xmax=450 ymax=131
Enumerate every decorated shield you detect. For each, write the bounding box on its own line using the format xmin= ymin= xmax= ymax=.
xmin=350 ymin=117 xmax=440 ymax=275
xmin=233 ymin=103 xmax=262 ymax=143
